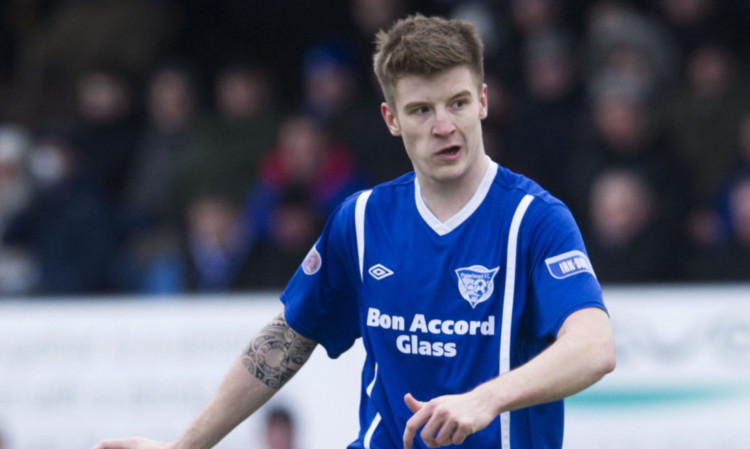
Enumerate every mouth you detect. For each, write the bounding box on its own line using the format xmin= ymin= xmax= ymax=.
xmin=436 ymin=145 xmax=461 ymax=157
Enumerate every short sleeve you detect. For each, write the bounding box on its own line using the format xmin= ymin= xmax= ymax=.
xmin=523 ymin=202 xmax=606 ymax=339
xmin=280 ymin=193 xmax=362 ymax=358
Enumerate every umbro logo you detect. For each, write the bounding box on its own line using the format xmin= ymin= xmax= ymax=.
xmin=368 ymin=264 xmax=394 ymax=280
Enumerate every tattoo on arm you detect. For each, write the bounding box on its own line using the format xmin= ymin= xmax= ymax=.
xmin=242 ymin=313 xmax=317 ymax=390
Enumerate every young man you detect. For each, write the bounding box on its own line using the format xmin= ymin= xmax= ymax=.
xmin=92 ymin=14 xmax=615 ymax=449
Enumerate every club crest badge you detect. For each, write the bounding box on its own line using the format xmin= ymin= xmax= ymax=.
xmin=455 ymin=265 xmax=500 ymax=308
xmin=301 ymin=246 xmax=322 ymax=275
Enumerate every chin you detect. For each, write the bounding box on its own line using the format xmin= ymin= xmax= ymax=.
xmin=431 ymin=165 xmax=468 ymax=184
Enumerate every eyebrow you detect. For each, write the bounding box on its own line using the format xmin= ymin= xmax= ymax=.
xmin=402 ymin=89 xmax=474 ymax=111
xmin=449 ymin=90 xmax=474 ymax=102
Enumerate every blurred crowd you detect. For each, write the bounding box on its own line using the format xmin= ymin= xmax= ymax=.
xmin=1 ymin=0 xmax=750 ymax=297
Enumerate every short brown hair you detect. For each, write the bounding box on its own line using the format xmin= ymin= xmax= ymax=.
xmin=373 ymin=14 xmax=484 ymax=105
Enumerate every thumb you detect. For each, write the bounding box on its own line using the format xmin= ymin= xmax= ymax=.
xmin=404 ymin=393 xmax=424 ymax=413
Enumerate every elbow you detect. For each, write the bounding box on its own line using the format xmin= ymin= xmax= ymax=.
xmin=593 ymin=337 xmax=617 ymax=379
xmin=600 ymin=346 xmax=617 ymax=376
xmin=559 ymin=308 xmax=617 ymax=382
xmin=590 ymin=315 xmax=617 ymax=378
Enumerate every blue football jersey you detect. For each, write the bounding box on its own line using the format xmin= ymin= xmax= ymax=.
xmin=281 ymin=158 xmax=606 ymax=449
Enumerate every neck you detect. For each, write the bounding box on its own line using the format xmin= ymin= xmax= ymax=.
xmin=418 ymin=155 xmax=489 ymax=222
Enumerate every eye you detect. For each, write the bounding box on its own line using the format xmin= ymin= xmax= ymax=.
xmin=452 ymin=99 xmax=468 ymax=108
xmin=412 ymin=106 xmax=429 ymax=115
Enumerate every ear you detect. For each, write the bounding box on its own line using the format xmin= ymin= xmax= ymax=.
xmin=381 ymin=102 xmax=401 ymax=136
xmin=479 ymin=83 xmax=488 ymax=120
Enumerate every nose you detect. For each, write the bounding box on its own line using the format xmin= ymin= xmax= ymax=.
xmin=432 ymin=107 xmax=456 ymax=136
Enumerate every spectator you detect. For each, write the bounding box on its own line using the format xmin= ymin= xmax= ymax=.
xmin=666 ymin=42 xmax=749 ymax=211
xmin=0 ymin=125 xmax=36 ymax=295
xmin=505 ymin=30 xmax=585 ymax=200
xmin=300 ymin=40 xmax=410 ymax=184
xmin=472 ymin=0 xmax=564 ymax=98
xmin=568 ymin=81 xmax=691 ymax=232
xmin=125 ymin=62 xmax=200 ymax=225
xmin=117 ymin=63 xmax=201 ymax=293
xmin=510 ymin=0 xmax=565 ymax=37
xmin=657 ymin=0 xmax=746 ymax=64
xmin=12 ymin=0 xmax=177 ymax=129
xmin=249 ymin=185 xmax=324 ymax=289
xmin=720 ymin=176 xmax=750 ymax=278
xmin=348 ymin=0 xmax=407 ymax=66
xmin=174 ymin=61 xmax=280 ymax=208
xmin=686 ymin=110 xmax=750 ymax=258
xmin=585 ymin=168 xmax=679 ymax=283
xmin=300 ymin=40 xmax=360 ymax=126
xmin=70 ymin=66 xmax=143 ymax=204
xmin=585 ymin=1 xmax=679 ymax=103
xmin=739 ymin=112 xmax=750 ymax=169
xmin=245 ymin=114 xmax=366 ymax=242
xmin=15 ymin=0 xmax=177 ymax=89
xmin=470 ymin=71 xmax=521 ymax=179
xmin=180 ymin=194 xmax=262 ymax=292
xmin=263 ymin=406 xmax=296 ymax=449
xmin=687 ymin=174 xmax=750 ymax=281
xmin=3 ymin=134 xmax=118 ymax=295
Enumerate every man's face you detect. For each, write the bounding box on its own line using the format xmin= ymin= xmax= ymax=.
xmin=381 ymin=66 xmax=488 ymax=189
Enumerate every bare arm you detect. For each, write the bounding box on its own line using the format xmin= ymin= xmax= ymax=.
xmin=91 ymin=311 xmax=317 ymax=449
xmin=403 ymin=307 xmax=616 ymax=449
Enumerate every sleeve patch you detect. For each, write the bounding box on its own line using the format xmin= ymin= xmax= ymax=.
xmin=301 ymin=246 xmax=322 ymax=275
xmin=545 ymin=250 xmax=596 ymax=279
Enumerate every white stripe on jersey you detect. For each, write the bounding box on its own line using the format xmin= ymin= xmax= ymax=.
xmin=356 ymin=189 xmax=381 ymax=448
xmin=500 ymin=194 xmax=534 ymax=449
xmin=355 ymin=190 xmax=373 ymax=281
xmin=364 ymin=413 xmax=382 ymax=449
xmin=367 ymin=363 xmax=379 ymax=396
xmin=363 ymin=362 xmax=381 ymax=448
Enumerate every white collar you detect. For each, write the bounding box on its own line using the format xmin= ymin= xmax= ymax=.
xmin=414 ymin=156 xmax=498 ymax=236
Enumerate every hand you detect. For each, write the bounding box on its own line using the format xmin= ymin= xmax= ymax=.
xmin=90 ymin=437 xmax=172 ymax=449
xmin=402 ymin=391 xmax=495 ymax=449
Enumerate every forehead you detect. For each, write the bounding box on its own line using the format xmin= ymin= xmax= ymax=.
xmin=391 ymin=66 xmax=480 ymax=109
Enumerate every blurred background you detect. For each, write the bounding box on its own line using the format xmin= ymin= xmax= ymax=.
xmin=1 ymin=0 xmax=750 ymax=295
xmin=0 ymin=0 xmax=749 ymax=448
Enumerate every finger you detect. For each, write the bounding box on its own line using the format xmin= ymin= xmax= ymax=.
xmin=419 ymin=413 xmax=446 ymax=448
xmin=451 ymin=425 xmax=472 ymax=445
xmin=403 ymin=414 xmax=427 ymax=449
xmin=404 ymin=393 xmax=424 ymax=413
xmin=451 ymin=427 xmax=473 ymax=444
xmin=92 ymin=439 xmax=121 ymax=449
xmin=434 ymin=420 xmax=458 ymax=446
xmin=92 ymin=438 xmax=138 ymax=449
xmin=403 ymin=423 xmax=416 ymax=449
xmin=403 ymin=407 xmax=431 ymax=449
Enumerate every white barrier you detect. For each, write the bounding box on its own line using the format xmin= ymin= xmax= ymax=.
xmin=566 ymin=285 xmax=750 ymax=449
xmin=0 ymin=294 xmax=364 ymax=449
xmin=0 ymin=286 xmax=749 ymax=449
